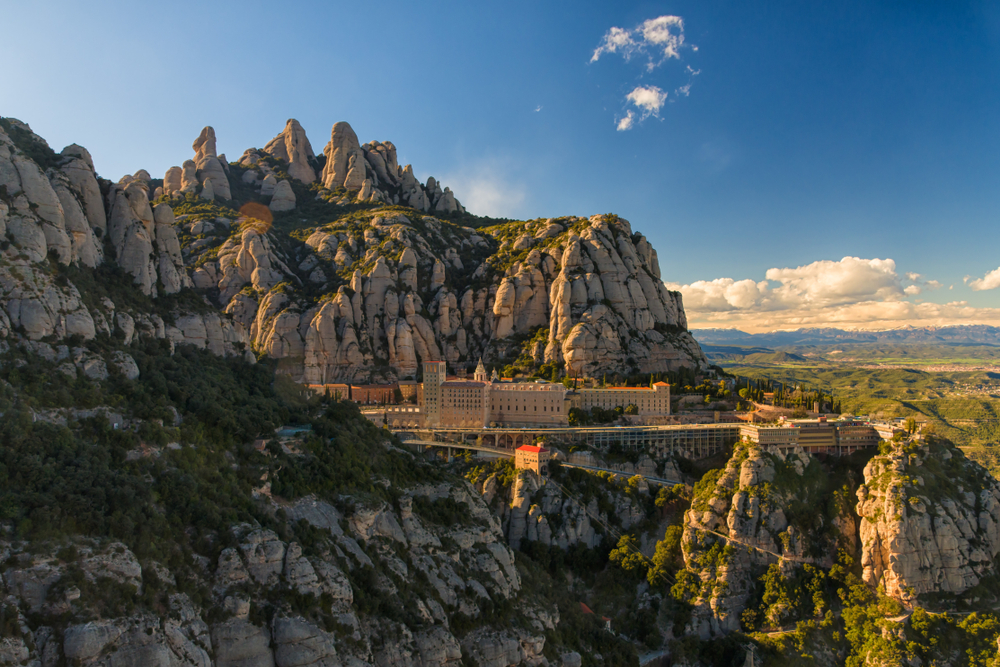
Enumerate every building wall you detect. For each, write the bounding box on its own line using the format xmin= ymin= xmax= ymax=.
xmin=350 ymin=384 xmax=399 ymax=404
xmin=398 ymin=381 xmax=422 ymax=404
xmin=439 ymin=381 xmax=489 ymax=428
xmin=423 ymin=361 xmax=447 ymax=426
xmin=515 ymin=448 xmax=551 ymax=474
xmin=740 ymin=420 xmax=881 ymax=455
xmin=739 ymin=424 xmax=800 ymax=447
xmin=575 ymin=384 xmax=671 ymax=416
xmin=489 ymin=382 xmax=568 ymax=426
xmin=385 ymin=406 xmax=425 ymax=428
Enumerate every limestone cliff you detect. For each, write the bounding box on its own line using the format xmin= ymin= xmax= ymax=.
xmin=0 ymin=114 xmax=706 ymax=384
xmin=0 ymin=118 xmax=250 ymax=367
xmin=856 ymin=436 xmax=1000 ymax=603
xmin=473 ymin=462 xmax=656 ymax=555
xmin=0 ymin=479 xmax=554 ymax=667
xmin=675 ymin=443 xmax=857 ymax=638
xmin=175 ymin=119 xmax=705 ymax=381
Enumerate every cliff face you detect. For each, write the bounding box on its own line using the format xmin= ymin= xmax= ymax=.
xmin=0 ymin=119 xmax=253 ymax=373
xmin=208 ymin=211 xmax=705 ymax=383
xmin=477 ymin=466 xmax=650 ymax=552
xmin=0 ymin=116 xmax=706 ymax=382
xmin=0 ymin=483 xmax=555 ymax=667
xmin=856 ymin=437 xmax=1000 ymax=602
xmin=675 ymin=443 xmax=857 ymax=638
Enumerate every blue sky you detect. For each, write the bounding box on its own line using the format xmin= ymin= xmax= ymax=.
xmin=4 ymin=0 xmax=999 ymax=331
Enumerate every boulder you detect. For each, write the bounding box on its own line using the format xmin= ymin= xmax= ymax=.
xmin=269 ymin=180 xmax=296 ymax=212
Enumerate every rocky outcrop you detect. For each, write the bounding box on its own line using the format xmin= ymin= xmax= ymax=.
xmin=676 ymin=443 xmax=852 ymax=638
xmin=263 ymin=119 xmax=316 ymax=184
xmin=321 ymin=121 xmax=366 ymax=191
xmin=203 ymin=210 xmax=704 ymax=383
xmin=0 ymin=469 xmax=542 ymax=667
xmin=192 ymin=127 xmax=232 ymax=200
xmin=497 ymin=469 xmax=641 ymax=552
xmin=106 ymin=181 xmax=192 ymax=296
xmin=856 ymin=437 xmax=1000 ymax=603
xmin=1 ymin=117 xmax=705 ymax=385
xmin=269 ymin=180 xmax=296 ymax=212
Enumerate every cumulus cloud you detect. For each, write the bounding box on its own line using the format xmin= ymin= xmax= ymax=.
xmin=591 ymin=16 xmax=686 ymax=69
xmin=626 ymin=86 xmax=668 ymax=115
xmin=591 ymin=26 xmax=636 ymax=62
xmin=664 ymin=257 xmax=974 ymax=332
xmin=591 ymin=15 xmax=697 ymax=129
xmin=616 ymin=111 xmax=635 ymax=132
xmin=615 ymin=86 xmax=668 ymax=130
xmin=968 ymin=267 xmax=1000 ymax=291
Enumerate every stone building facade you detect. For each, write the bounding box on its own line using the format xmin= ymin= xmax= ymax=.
xmin=422 ymin=360 xmax=670 ymax=428
xmin=515 ymin=445 xmax=551 ymax=475
xmin=572 ymin=382 xmax=671 ymax=415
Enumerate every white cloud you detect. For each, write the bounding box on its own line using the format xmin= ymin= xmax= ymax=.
xmin=763 ymin=257 xmax=904 ymax=307
xmin=616 ymin=110 xmax=636 ymax=131
xmin=639 ymin=15 xmax=685 ymax=62
xmin=663 ymin=257 xmax=981 ymax=332
xmin=626 ymin=86 xmax=667 ymax=115
xmin=591 ymin=14 xmax=697 ymax=129
xmin=969 ymin=267 xmax=1000 ymax=291
xmin=534 ymin=105 xmax=542 ymax=112
xmin=592 ymin=16 xmax=686 ymax=68
xmin=591 ymin=26 xmax=636 ymax=62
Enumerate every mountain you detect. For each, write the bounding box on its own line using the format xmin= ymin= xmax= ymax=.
xmin=692 ymin=325 xmax=1000 ymax=348
xmin=7 ymin=115 xmax=1000 ymax=666
xmin=0 ymin=116 xmax=705 ymax=382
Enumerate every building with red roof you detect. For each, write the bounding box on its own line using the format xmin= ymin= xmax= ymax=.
xmin=515 ymin=444 xmax=551 ymax=475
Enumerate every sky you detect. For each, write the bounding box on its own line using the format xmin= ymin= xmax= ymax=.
xmin=3 ymin=0 xmax=999 ymax=332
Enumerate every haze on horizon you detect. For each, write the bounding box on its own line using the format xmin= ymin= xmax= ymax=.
xmin=3 ymin=0 xmax=999 ymax=333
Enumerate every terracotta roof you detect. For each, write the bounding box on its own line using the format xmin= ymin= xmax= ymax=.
xmin=653 ymin=381 xmax=670 ymax=386
xmin=604 ymin=386 xmax=651 ymax=390
xmin=517 ymin=445 xmax=548 ymax=453
xmin=580 ymin=602 xmax=594 ymax=614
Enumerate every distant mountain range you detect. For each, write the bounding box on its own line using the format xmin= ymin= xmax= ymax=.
xmin=691 ymin=325 xmax=1000 ymax=347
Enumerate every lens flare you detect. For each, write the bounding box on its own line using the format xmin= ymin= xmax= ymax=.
xmin=239 ymin=202 xmax=273 ymax=233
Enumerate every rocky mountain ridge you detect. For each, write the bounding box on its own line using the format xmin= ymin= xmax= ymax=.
xmin=0 ymin=115 xmax=705 ymax=382
xmin=0 ymin=477 xmax=560 ymax=667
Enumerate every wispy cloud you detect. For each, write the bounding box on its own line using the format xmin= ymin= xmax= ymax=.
xmin=665 ymin=257 xmax=970 ymax=332
xmin=440 ymin=159 xmax=527 ymax=219
xmin=534 ymin=105 xmax=543 ymax=112
xmin=968 ymin=266 xmax=1000 ymax=291
xmin=591 ymin=15 xmax=697 ymax=130
xmin=591 ymin=16 xmax=687 ymax=71
xmin=616 ymin=86 xmax=667 ymax=131
xmin=616 ymin=111 xmax=635 ymax=132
